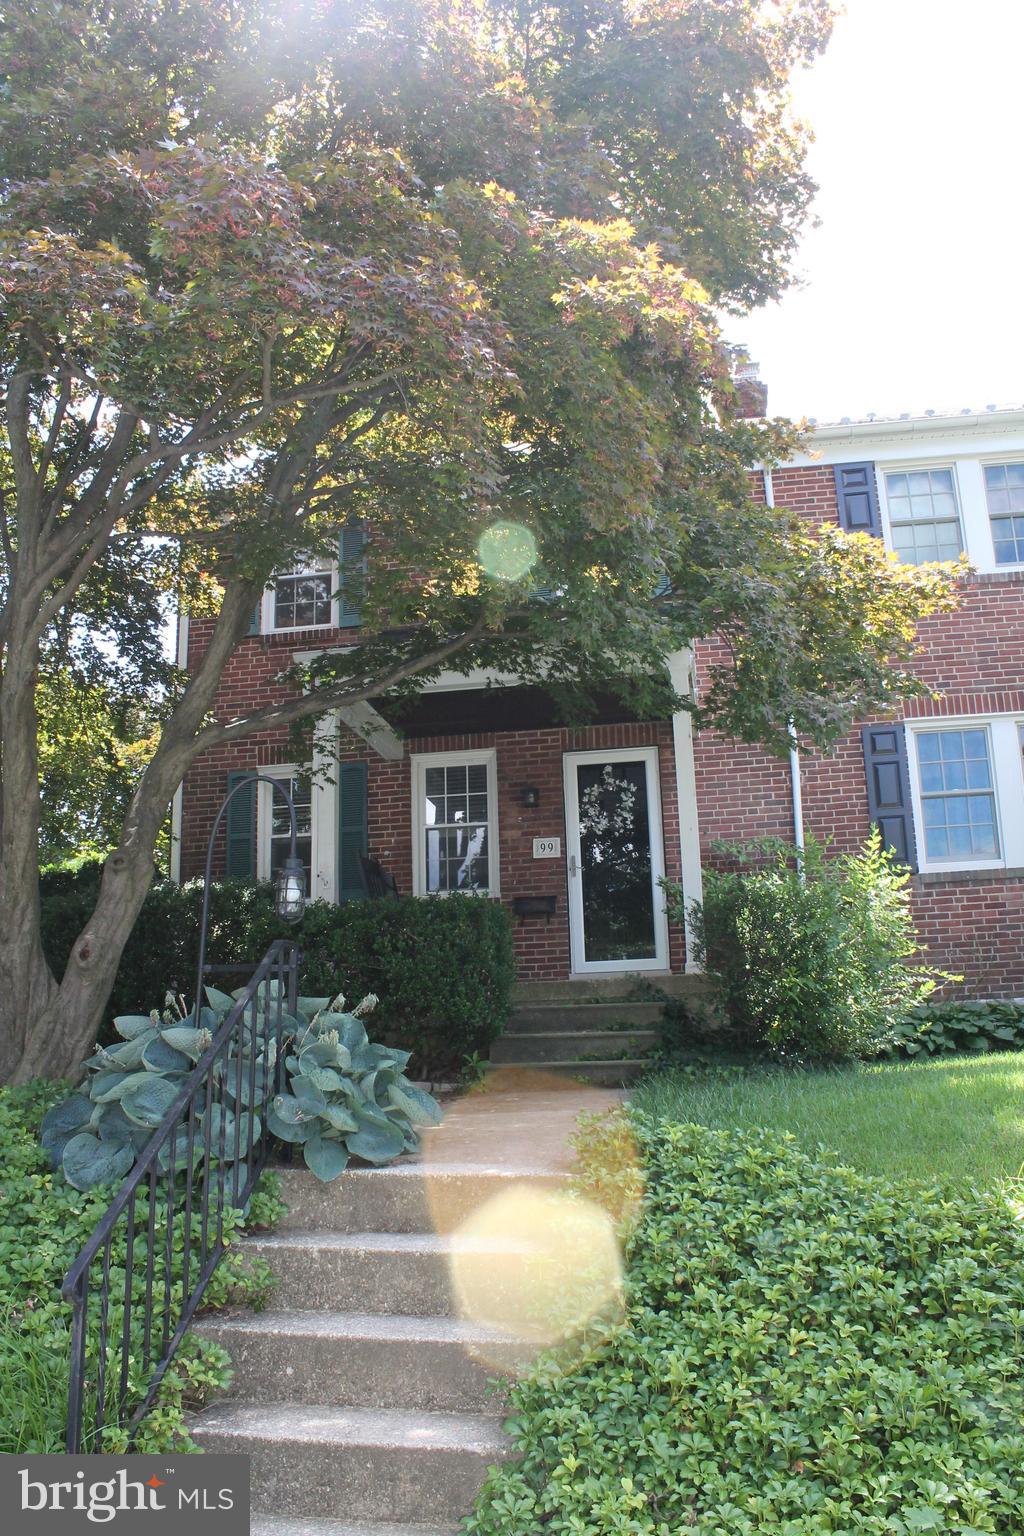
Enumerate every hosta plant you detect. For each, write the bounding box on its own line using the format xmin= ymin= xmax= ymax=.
xmin=267 ymin=993 xmax=443 ymax=1182
xmin=41 ymin=985 xmax=442 ymax=1190
xmin=40 ymin=990 xmax=246 ymax=1191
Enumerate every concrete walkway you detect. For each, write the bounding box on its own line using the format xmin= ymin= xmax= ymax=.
xmin=417 ymin=1067 xmax=625 ymax=1173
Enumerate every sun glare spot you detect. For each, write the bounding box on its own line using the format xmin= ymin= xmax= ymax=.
xmin=477 ymin=521 xmax=538 ymax=582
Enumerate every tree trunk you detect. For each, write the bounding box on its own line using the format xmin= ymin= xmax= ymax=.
xmin=0 ymin=614 xmax=61 ymax=1082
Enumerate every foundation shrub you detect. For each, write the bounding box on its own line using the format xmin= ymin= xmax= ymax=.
xmin=469 ymin=1110 xmax=1024 ymax=1536
xmin=672 ymin=831 xmax=936 ymax=1061
xmin=889 ymin=1000 xmax=1024 ymax=1058
xmin=40 ymin=868 xmax=514 ymax=1072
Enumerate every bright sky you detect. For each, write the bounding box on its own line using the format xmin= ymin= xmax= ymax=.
xmin=731 ymin=0 xmax=1024 ymax=424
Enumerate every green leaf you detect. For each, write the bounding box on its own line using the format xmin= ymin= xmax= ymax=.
xmin=388 ymin=1079 xmax=444 ymax=1128
xmin=160 ymin=1026 xmax=211 ymax=1060
xmin=302 ymin=1131 xmax=350 ymax=1182
xmin=120 ymin=1076 xmax=180 ymax=1127
xmin=61 ymin=1132 xmax=136 ymax=1192
xmin=112 ymin=1014 xmax=157 ymax=1040
xmin=40 ymin=1095 xmax=93 ymax=1163
xmin=345 ymin=1120 xmax=406 ymax=1165
xmin=141 ymin=1035 xmax=191 ymax=1073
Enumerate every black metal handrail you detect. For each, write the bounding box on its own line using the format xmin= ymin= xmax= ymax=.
xmin=62 ymin=939 xmax=300 ymax=1452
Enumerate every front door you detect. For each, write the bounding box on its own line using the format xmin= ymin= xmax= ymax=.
xmin=563 ymin=747 xmax=670 ymax=973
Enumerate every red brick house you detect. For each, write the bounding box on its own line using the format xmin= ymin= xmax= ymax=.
xmin=173 ymin=402 xmax=1024 ymax=998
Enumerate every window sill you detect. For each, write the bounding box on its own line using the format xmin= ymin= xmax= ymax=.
xmin=914 ymin=865 xmax=1024 ymax=886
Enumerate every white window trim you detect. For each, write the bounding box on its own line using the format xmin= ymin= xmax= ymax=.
xmin=979 ymin=455 xmax=1024 ymax=572
xmin=873 ymin=455 xmax=1024 ymax=575
xmin=261 ymin=559 xmax=339 ymax=634
xmin=410 ymin=749 xmax=500 ymax=898
xmin=257 ymin=764 xmax=333 ymax=899
xmin=906 ymin=714 xmax=1024 ymax=874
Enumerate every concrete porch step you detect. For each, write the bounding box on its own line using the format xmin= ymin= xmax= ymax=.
xmin=194 ymin=1309 xmax=531 ymax=1413
xmin=250 ymin=1519 xmax=456 ymax=1536
xmin=506 ymin=1001 xmax=664 ymax=1033
xmin=192 ymin=1401 xmax=513 ymax=1524
xmin=491 ymin=1028 xmax=658 ymax=1064
xmin=270 ymin=1162 xmax=561 ymax=1235
xmin=483 ymin=1058 xmax=652 ymax=1087
xmin=513 ymin=974 xmax=709 ymax=1004
xmin=242 ymin=1230 xmax=534 ymax=1314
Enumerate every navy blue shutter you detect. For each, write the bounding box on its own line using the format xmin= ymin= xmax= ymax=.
xmin=338 ymin=523 xmax=367 ymax=628
xmin=224 ymin=771 xmax=257 ymax=880
xmin=834 ymin=462 xmax=881 ymax=536
xmin=337 ymin=761 xmax=369 ymax=900
xmin=862 ymin=724 xmax=917 ymax=871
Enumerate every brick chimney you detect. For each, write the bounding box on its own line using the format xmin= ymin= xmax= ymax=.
xmin=732 ymin=354 xmax=768 ymax=419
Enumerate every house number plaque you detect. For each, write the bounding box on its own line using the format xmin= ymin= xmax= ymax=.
xmin=532 ymin=837 xmax=561 ymax=858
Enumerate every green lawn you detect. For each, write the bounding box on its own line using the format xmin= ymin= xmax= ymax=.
xmin=631 ymin=1051 xmax=1024 ymax=1190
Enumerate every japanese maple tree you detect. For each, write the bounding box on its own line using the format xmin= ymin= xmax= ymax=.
xmin=0 ymin=0 xmax=955 ymax=1080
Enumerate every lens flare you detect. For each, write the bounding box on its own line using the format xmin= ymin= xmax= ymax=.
xmin=448 ymin=1184 xmax=624 ymax=1358
xmin=477 ymin=521 xmax=538 ymax=582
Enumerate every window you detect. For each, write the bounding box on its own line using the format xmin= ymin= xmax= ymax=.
xmin=272 ymin=558 xmax=334 ymax=630
xmin=262 ymin=774 xmax=313 ymax=891
xmin=884 ymin=468 xmax=964 ymax=564
xmin=984 ymin=463 xmax=1024 ymax=565
xmin=915 ymin=729 xmax=998 ymax=860
xmin=411 ymin=751 xmax=498 ymax=896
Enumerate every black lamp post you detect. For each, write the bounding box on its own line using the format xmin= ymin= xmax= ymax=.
xmin=193 ymin=774 xmax=307 ymax=1020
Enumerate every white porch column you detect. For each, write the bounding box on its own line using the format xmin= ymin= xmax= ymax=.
xmin=667 ymin=648 xmax=704 ymax=972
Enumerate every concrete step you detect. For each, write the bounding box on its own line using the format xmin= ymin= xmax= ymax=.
xmin=244 ymin=1230 xmax=533 ymax=1314
xmin=270 ymin=1163 xmax=560 ymax=1235
xmin=195 ymin=1310 xmax=532 ymax=1413
xmin=483 ymin=1059 xmax=652 ymax=1087
xmin=191 ymin=1401 xmax=513 ymax=1524
xmin=513 ymin=974 xmax=709 ymax=1003
xmin=506 ymin=1001 xmax=664 ymax=1033
xmin=491 ymin=1028 xmax=658 ymax=1064
xmin=251 ymin=1520 xmax=455 ymax=1536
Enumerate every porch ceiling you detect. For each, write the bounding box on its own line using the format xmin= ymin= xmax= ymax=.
xmin=373 ymin=684 xmax=668 ymax=738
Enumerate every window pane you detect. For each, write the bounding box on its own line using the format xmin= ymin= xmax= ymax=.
xmin=917 ymin=729 xmax=999 ymax=861
xmin=421 ymin=759 xmax=491 ymax=893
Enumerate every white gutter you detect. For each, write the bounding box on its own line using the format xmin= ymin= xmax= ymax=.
xmin=764 ymin=467 xmax=805 ymax=867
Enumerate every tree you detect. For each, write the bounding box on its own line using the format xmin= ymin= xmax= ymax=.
xmin=0 ymin=0 xmax=956 ymax=1083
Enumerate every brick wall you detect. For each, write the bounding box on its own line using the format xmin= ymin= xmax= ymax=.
xmin=689 ymin=462 xmax=1024 ymax=998
xmin=180 ymin=634 xmax=686 ymax=979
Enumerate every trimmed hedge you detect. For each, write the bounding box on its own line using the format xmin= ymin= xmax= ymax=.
xmin=468 ymin=1111 xmax=1024 ymax=1535
xmin=40 ymin=864 xmax=514 ymax=1075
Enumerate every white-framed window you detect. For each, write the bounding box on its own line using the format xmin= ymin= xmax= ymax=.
xmin=983 ymin=462 xmax=1024 ymax=566
xmin=257 ymin=769 xmax=314 ymax=892
xmin=907 ymin=715 xmax=1024 ymax=872
xmin=883 ymin=467 xmax=965 ymax=564
xmin=411 ymin=750 xmax=499 ymax=897
xmin=262 ymin=557 xmax=336 ymax=632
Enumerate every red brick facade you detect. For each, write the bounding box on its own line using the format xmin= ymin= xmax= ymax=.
xmin=178 ymin=410 xmax=1024 ymax=996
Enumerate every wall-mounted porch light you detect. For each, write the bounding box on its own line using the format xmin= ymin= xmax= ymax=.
xmin=519 ymin=784 xmax=540 ymax=809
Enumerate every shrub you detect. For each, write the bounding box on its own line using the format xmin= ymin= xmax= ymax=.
xmin=890 ymin=999 xmax=1024 ymax=1058
xmin=670 ymin=831 xmax=937 ymax=1060
xmin=468 ymin=1111 xmax=1024 ymax=1536
xmin=0 ymin=1081 xmax=282 ymax=1453
xmin=39 ymin=869 xmax=515 ymax=1072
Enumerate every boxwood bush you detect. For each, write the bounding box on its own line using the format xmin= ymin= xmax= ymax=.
xmin=469 ymin=1112 xmax=1024 ymax=1535
xmin=40 ymin=864 xmax=514 ymax=1074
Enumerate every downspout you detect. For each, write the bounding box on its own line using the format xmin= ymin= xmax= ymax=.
xmin=763 ymin=467 xmax=806 ymax=875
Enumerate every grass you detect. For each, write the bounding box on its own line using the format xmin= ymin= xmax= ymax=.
xmin=631 ymin=1051 xmax=1024 ymax=1190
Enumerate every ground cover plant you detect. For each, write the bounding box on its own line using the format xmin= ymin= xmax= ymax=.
xmin=0 ymin=1080 xmax=282 ymax=1453
xmin=890 ymin=1001 xmax=1024 ymax=1059
xmin=674 ymin=832 xmax=939 ymax=1060
xmin=631 ymin=1055 xmax=1024 ymax=1190
xmin=468 ymin=1110 xmax=1024 ymax=1535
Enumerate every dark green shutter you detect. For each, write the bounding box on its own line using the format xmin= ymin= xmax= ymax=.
xmin=246 ymin=603 xmax=261 ymax=636
xmin=224 ymin=771 xmax=257 ymax=879
xmin=338 ymin=523 xmax=367 ymax=628
xmin=862 ymin=724 xmax=917 ymax=871
xmin=834 ymin=462 xmax=881 ymax=536
xmin=337 ymin=760 xmax=369 ymax=900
